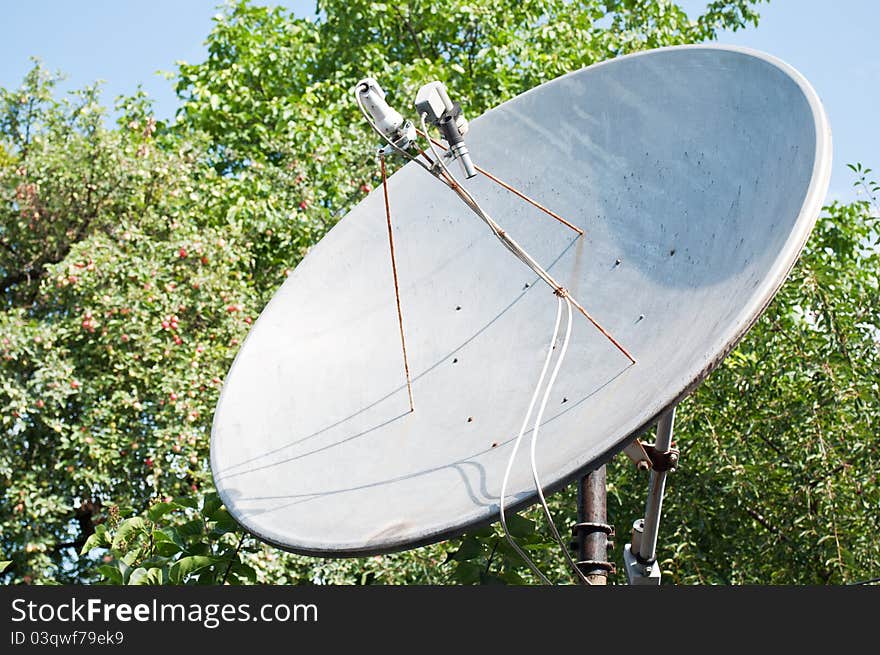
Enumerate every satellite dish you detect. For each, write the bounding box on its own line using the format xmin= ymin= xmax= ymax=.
xmin=210 ymin=45 xmax=831 ymax=557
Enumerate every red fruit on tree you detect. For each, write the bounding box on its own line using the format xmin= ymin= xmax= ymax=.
xmin=179 ymin=247 xmax=188 ymax=258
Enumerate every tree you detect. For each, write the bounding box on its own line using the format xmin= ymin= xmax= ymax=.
xmin=7 ymin=0 xmax=876 ymax=586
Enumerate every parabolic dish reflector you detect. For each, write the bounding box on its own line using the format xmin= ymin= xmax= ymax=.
xmin=211 ymin=45 xmax=831 ymax=556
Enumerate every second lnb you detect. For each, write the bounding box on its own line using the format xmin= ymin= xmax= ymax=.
xmin=415 ymin=81 xmax=476 ymax=179
xmin=355 ymin=77 xmax=416 ymax=150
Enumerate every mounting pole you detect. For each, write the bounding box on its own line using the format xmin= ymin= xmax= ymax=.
xmin=624 ymin=405 xmax=678 ymax=585
xmin=573 ymin=465 xmax=615 ymax=585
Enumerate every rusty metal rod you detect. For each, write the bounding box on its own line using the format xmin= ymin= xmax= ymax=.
xmin=416 ymin=129 xmax=584 ymax=236
xmin=638 ymin=406 xmax=676 ymax=563
xmin=380 ymin=154 xmax=415 ymax=412
xmin=578 ymin=465 xmax=611 ymax=585
xmin=566 ymin=294 xmax=636 ymax=365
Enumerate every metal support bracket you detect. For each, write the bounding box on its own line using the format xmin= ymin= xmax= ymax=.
xmin=623 ymin=544 xmax=662 ymax=585
xmin=643 ymin=443 xmax=680 ymax=472
xmin=623 ymin=439 xmax=679 ymax=472
xmin=625 ymin=405 xmax=679 ymax=586
xmin=623 ymin=440 xmax=652 ymax=471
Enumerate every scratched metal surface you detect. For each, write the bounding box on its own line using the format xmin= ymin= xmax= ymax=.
xmin=210 ymin=45 xmax=831 ymax=556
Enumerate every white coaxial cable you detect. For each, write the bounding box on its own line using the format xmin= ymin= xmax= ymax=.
xmin=499 ymin=296 xmax=564 ymax=585
xmin=529 ymin=296 xmax=593 ymax=585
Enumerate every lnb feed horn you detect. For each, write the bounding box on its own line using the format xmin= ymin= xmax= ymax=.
xmin=415 ymin=81 xmax=476 ymax=179
xmin=355 ymin=77 xmax=416 ymax=150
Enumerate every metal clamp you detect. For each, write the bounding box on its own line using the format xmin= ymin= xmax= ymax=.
xmin=576 ymin=559 xmax=617 ymax=575
xmin=570 ymin=521 xmax=616 ymax=576
xmin=571 ymin=521 xmax=615 ymax=538
xmin=643 ymin=443 xmax=680 ymax=472
xmin=569 ymin=522 xmax=615 ymax=551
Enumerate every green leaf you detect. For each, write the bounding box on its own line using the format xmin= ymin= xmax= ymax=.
xmin=127 ymin=567 xmax=150 ymax=585
xmin=0 ymin=561 xmax=11 ymax=573
xmin=497 ymin=568 xmax=527 ymax=585
xmin=209 ymin=509 xmax=239 ymax=536
xmin=470 ymin=524 xmax=495 ymax=539
xmin=479 ymin=572 xmax=507 ymax=585
xmin=173 ymin=496 xmax=199 ymax=509
xmin=96 ymin=565 xmax=124 ymax=585
xmin=177 ymin=519 xmax=205 ymax=539
xmin=169 ymin=556 xmax=217 ymax=584
xmin=80 ymin=525 xmax=110 ymax=555
xmin=128 ymin=566 xmax=164 ymax=585
xmin=152 ymin=530 xmax=182 ymax=557
xmin=228 ymin=562 xmax=257 ymax=584
xmin=147 ymin=502 xmax=176 ymax=523
xmin=452 ymin=562 xmax=482 ymax=584
xmin=505 ymin=513 xmax=536 ymax=538
xmin=202 ymin=492 xmax=222 ymax=519
xmin=451 ymin=536 xmax=483 ymax=561
xmin=111 ymin=517 xmax=147 ymax=551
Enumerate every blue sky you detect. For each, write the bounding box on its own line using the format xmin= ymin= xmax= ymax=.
xmin=1 ymin=1 xmax=876 ymax=201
